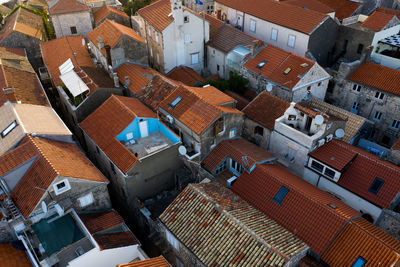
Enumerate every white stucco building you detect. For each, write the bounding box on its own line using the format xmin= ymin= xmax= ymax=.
xmin=136 ymin=0 xmax=210 ymax=74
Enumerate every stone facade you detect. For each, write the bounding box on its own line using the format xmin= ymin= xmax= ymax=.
xmin=52 ymin=11 xmax=93 ymax=38
xmin=242 ymin=118 xmax=271 ymax=150
xmin=376 ymin=209 xmax=400 ymax=240
xmin=184 ymin=0 xmax=215 ymax=14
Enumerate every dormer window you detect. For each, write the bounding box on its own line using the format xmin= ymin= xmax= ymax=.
xmin=369 ymin=177 xmax=384 ymax=195
xmin=214 ymin=117 xmax=224 ymax=136
xmin=375 ymin=92 xmax=384 ymax=100
xmin=1 ymin=120 xmax=17 ymax=138
xmin=272 ymin=186 xmax=289 ymax=205
xmin=169 ymin=96 xmax=182 ymax=108
xmin=53 ymin=179 xmax=71 ymax=195
xmin=184 ymin=16 xmax=189 ymax=23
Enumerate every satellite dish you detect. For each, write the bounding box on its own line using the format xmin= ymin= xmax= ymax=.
xmin=178 ymin=145 xmax=187 ymax=156
xmin=335 ymin=128 xmax=345 ymax=138
xmin=41 ymin=201 xmax=47 ymax=214
xmin=266 ymin=83 xmax=273 ymax=92
xmin=315 ymin=115 xmax=324 ymax=125
xmin=82 ymin=38 xmax=85 ymax=46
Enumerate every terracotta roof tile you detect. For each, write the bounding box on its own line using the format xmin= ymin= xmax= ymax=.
xmin=316 ymin=0 xmax=360 ymax=19
xmin=93 ymin=5 xmax=128 ymax=25
xmin=376 ymin=7 xmax=400 ymax=19
xmin=159 ymin=85 xmax=241 ymax=134
xmin=88 ymin=20 xmax=145 ymax=55
xmin=202 ymin=138 xmax=274 ymax=172
xmin=160 ymin=183 xmax=308 ymax=266
xmin=49 ymin=0 xmax=88 ymax=15
xmin=118 ymin=256 xmax=170 ymax=267
xmin=202 ymin=13 xmax=224 ymax=37
xmin=223 ymin=90 xmax=250 ymax=110
xmin=244 ymin=44 xmax=316 ymax=89
xmin=10 ymin=135 xmax=107 ymax=217
xmin=93 ymin=231 xmax=139 ymax=250
xmin=166 ymin=66 xmax=205 ymax=86
xmin=361 ymin=10 xmax=397 ymax=31
xmin=309 ymin=139 xmax=400 ymax=208
xmin=136 ymin=75 xmax=178 ymax=111
xmin=231 ymin=164 xmax=360 ymax=255
xmin=0 ymin=140 xmax=37 ymax=177
xmin=284 ymin=0 xmax=334 ymax=14
xmin=349 ymin=62 xmax=400 ymax=96
xmin=216 ymin=0 xmax=328 ymax=34
xmin=41 ymin=36 xmax=94 ymax=87
xmin=0 ymin=244 xmax=31 ymax=267
xmin=243 ymin=91 xmax=290 ymax=129
xmin=0 ymin=47 xmax=50 ymax=106
xmin=79 ymin=210 xmax=124 ymax=234
xmin=322 ymin=218 xmax=400 ymax=266
xmin=207 ymin=24 xmax=261 ymax=53
xmin=115 ymin=63 xmax=158 ymax=94
xmin=80 ymin=95 xmax=156 ymax=173
xmin=138 ymin=0 xmax=203 ymax=32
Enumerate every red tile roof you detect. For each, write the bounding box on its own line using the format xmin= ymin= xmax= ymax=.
xmin=139 ymin=0 xmax=203 ymax=32
xmin=115 ymin=63 xmax=158 ymax=94
xmin=93 ymin=231 xmax=139 ymax=250
xmin=202 ymin=13 xmax=224 ymax=37
xmin=348 ymin=62 xmax=400 ymax=96
xmin=0 ymin=140 xmax=37 ymax=177
xmin=118 ymin=256 xmax=170 ymax=267
xmin=376 ymin=7 xmax=400 ymax=19
xmin=79 ymin=210 xmax=124 ymax=234
xmin=159 ymin=85 xmax=242 ymax=135
xmin=231 ymin=164 xmax=360 ymax=255
xmin=0 ymin=244 xmax=31 ymax=267
xmin=160 ymin=183 xmax=308 ymax=266
xmin=285 ymin=0 xmax=334 ymax=14
xmin=80 ymin=95 xmax=156 ymax=173
xmin=207 ymin=24 xmax=261 ymax=53
xmin=202 ymin=138 xmax=274 ymax=172
xmin=243 ymin=91 xmax=290 ymax=129
xmin=166 ymin=66 xmax=205 ymax=86
xmin=315 ymin=0 xmax=360 ymax=20
xmin=87 ymin=19 xmax=145 ymax=55
xmin=41 ymin=36 xmax=94 ymax=87
xmin=309 ymin=139 xmax=400 ymax=208
xmin=322 ymin=218 xmax=400 ymax=266
xmin=49 ymin=0 xmax=88 ymax=15
xmin=243 ymin=44 xmax=316 ymax=89
xmin=216 ymin=0 xmax=328 ymax=34
xmin=93 ymin=5 xmax=128 ymax=25
xmin=10 ymin=136 xmax=107 ymax=217
xmin=361 ymin=10 xmax=397 ymax=31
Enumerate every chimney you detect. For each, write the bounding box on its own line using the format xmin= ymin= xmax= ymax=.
xmin=105 ymin=45 xmax=112 ymax=67
xmin=113 ymin=73 xmax=120 ymax=88
xmin=360 ymin=45 xmax=373 ymax=64
xmin=170 ymin=0 xmax=183 ymax=25
xmin=124 ymin=75 xmax=130 ymax=87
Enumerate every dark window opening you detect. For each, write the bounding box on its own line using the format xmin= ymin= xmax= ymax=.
xmin=324 ymin=168 xmax=336 ymax=179
xmin=56 ymin=182 xmax=66 ymax=190
xmin=357 ymin=44 xmax=364 ymax=54
xmin=254 ymin=126 xmax=264 ymax=136
xmin=184 ymin=16 xmax=189 ymax=23
xmin=311 ymin=160 xmax=324 ymax=173
xmin=70 ymin=26 xmax=77 ymax=34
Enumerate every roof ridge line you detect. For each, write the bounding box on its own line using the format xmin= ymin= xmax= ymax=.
xmin=111 ymin=95 xmax=138 ymax=118
xmin=191 ymin=184 xmax=291 ymax=261
xmin=27 ymin=135 xmax=60 ymax=175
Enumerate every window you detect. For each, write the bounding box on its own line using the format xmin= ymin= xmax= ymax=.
xmin=311 ymin=160 xmax=324 ymax=173
xmin=307 ymin=86 xmax=311 ymax=91
xmin=184 ymin=34 xmax=190 ymax=43
xmin=352 ymin=256 xmax=366 ymax=267
xmin=166 ymin=230 xmax=179 ymax=250
xmin=70 ymin=26 xmax=77 ymax=34
xmin=324 ymin=167 xmax=336 ymax=179
xmin=392 ymin=120 xmax=400 ymax=129
xmin=1 ymin=120 xmax=17 ymax=138
xmin=250 ymin=19 xmax=256 ymax=32
xmin=287 ymin=35 xmax=296 ymax=48
xmin=272 ymin=186 xmax=289 ymax=205
xmin=215 ymin=161 xmax=226 ymax=174
xmin=369 ymin=177 xmax=384 ymax=195
xmin=352 ymin=84 xmax=361 ymax=92
xmin=230 ymin=159 xmax=244 ymax=174
xmin=191 ymin=53 xmax=199 ymax=64
xmin=374 ymin=111 xmax=382 ymax=120
xmin=169 ymin=96 xmax=182 ymax=108
xmin=155 ymin=32 xmax=159 ymax=43
xmin=271 ymin=28 xmax=278 ymax=41
xmin=318 ymin=82 xmax=321 ymax=86
xmin=184 ymin=16 xmax=189 ymax=23
xmin=229 ymin=128 xmax=236 ymax=138
xmin=214 ymin=117 xmax=224 ymax=135
xmin=352 ymin=102 xmax=360 ymax=111
xmin=357 ymin=44 xmax=364 ymax=54
xmin=53 ymin=179 xmax=71 ymax=195
xmin=375 ymin=91 xmax=384 ymax=100
xmin=78 ymin=193 xmax=94 ymax=208
xmin=254 ymin=126 xmax=264 ymax=136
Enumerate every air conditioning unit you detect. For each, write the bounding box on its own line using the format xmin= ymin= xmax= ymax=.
xmin=166 ymin=115 xmax=174 ymax=124
xmin=317 ymin=139 xmax=325 ymax=147
xmin=326 ymin=134 xmax=333 ymax=142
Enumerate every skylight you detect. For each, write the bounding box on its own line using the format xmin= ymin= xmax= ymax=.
xmin=283 ymin=68 xmax=291 ymax=75
xmin=369 ymin=177 xmax=384 ymax=195
xmin=256 ymin=60 xmax=267 ymax=69
xmin=272 ymin=186 xmax=289 ymax=205
xmin=169 ymin=96 xmax=182 ymax=108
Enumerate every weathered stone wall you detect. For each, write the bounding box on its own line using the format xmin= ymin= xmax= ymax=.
xmin=376 ymin=209 xmax=400 ymax=240
xmin=52 ymin=11 xmax=93 ymax=38
xmin=95 ymin=13 xmax=130 ymax=27
xmin=242 ymin=118 xmax=271 ymax=150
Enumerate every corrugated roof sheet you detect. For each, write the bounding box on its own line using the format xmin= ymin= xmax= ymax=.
xmin=160 ymin=183 xmax=308 ymax=266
